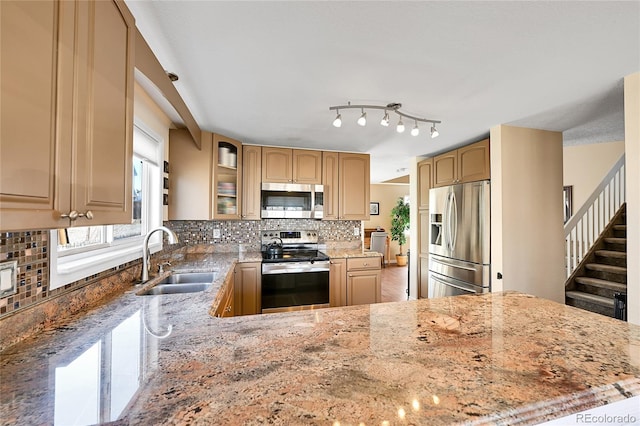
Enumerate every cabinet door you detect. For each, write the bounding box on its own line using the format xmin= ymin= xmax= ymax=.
xmin=347 ymin=270 xmax=381 ymax=305
xmin=262 ymin=147 xmax=292 ymax=183
xmin=417 ymin=158 xmax=433 ymax=209
xmin=339 ymin=153 xmax=370 ymax=220
xmin=73 ymin=0 xmax=134 ymax=226
xmin=433 ymin=151 xmax=457 ymax=187
xmin=292 ymin=150 xmax=322 ymax=184
xmin=418 ymin=256 xmax=429 ymax=299
xmin=168 ymin=129 xmax=213 ymax=220
xmin=329 ymin=258 xmax=346 ymax=307
xmin=322 ymin=151 xmax=339 ymax=220
xmin=213 ymin=133 xmax=242 ymax=219
xmin=458 ymin=138 xmax=490 ymax=183
xmin=234 ymin=262 xmax=261 ymax=316
xmin=241 ymin=145 xmax=261 ymax=220
xmin=0 ymin=0 xmax=70 ymax=230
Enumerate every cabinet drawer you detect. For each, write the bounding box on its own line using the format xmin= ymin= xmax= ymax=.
xmin=347 ymin=257 xmax=381 ymax=271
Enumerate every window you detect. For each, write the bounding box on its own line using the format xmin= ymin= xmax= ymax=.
xmin=50 ymin=123 xmax=164 ymax=290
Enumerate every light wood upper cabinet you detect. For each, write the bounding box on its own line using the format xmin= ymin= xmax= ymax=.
xmin=241 ymin=145 xmax=262 ymax=220
xmin=339 ymin=153 xmax=370 ymax=220
xmin=169 ymin=130 xmax=242 ymax=220
xmin=322 ymin=152 xmax=370 ymax=220
xmin=262 ymin=147 xmax=322 ymax=184
xmin=0 ymin=0 xmax=134 ymax=231
xmin=417 ymin=158 xmax=433 ymax=210
xmin=433 ymin=139 xmax=490 ymax=187
xmin=292 ymin=149 xmax=322 ymax=184
xmin=234 ymin=262 xmax=261 ymax=316
xmin=457 ymin=138 xmax=490 ymax=183
xmin=213 ymin=133 xmax=242 ymax=219
xmin=322 ymin=152 xmax=340 ymax=220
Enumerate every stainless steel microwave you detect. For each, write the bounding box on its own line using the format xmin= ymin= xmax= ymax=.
xmin=261 ymin=183 xmax=323 ymax=219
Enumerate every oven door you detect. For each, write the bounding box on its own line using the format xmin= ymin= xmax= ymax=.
xmin=261 ymin=261 xmax=330 ymax=313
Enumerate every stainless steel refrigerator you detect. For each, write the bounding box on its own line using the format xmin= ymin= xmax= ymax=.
xmin=428 ymin=180 xmax=490 ymax=298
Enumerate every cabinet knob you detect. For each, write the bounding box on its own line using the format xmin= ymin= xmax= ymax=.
xmin=225 ymin=306 xmax=232 ymax=312
xmin=79 ymin=211 xmax=94 ymax=220
xmin=60 ymin=210 xmax=79 ymax=221
xmin=363 ymin=263 xmax=368 ymax=266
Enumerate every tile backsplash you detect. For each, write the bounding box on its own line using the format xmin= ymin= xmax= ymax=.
xmin=0 ymin=219 xmax=362 ymax=346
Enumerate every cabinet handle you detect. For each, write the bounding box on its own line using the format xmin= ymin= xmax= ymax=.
xmin=60 ymin=211 xmax=79 ymax=221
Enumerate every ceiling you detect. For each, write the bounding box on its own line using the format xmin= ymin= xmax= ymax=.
xmin=126 ymin=1 xmax=639 ymax=183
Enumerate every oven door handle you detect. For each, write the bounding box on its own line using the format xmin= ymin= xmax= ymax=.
xmin=262 ymin=261 xmax=330 ymax=275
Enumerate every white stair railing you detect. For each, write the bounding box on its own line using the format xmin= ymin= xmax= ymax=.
xmin=564 ymin=155 xmax=625 ymax=279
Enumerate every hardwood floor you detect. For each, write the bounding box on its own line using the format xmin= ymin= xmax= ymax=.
xmin=381 ymin=264 xmax=409 ymax=302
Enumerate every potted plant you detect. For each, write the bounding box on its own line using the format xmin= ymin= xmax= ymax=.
xmin=390 ymin=197 xmax=410 ymax=266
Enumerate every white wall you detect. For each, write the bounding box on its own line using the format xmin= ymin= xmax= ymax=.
xmin=624 ymin=73 xmax=639 ymax=325
xmin=490 ymin=125 xmax=565 ymax=303
xmin=133 ymin=81 xmax=173 ymax=221
xmin=563 ymin=141 xmax=625 ymax=211
xmin=364 ymin=183 xmax=410 ymax=260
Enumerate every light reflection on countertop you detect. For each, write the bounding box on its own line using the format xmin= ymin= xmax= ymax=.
xmin=1 ymin=249 xmax=640 ymax=425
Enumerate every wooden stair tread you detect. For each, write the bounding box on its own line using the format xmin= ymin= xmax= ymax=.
xmin=574 ymin=277 xmax=627 ymax=291
xmin=595 ymin=250 xmax=627 ymax=259
xmin=604 ymin=237 xmax=627 ymax=244
xmin=613 ymin=225 xmax=627 ymax=231
xmin=585 ymin=263 xmax=627 ymax=274
xmin=566 ymin=291 xmax=614 ymax=307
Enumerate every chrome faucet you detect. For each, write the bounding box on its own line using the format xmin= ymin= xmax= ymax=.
xmin=140 ymin=226 xmax=179 ymax=282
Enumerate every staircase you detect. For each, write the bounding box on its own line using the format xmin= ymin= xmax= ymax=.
xmin=565 ymin=204 xmax=627 ymax=317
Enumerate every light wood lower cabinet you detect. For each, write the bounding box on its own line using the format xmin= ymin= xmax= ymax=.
xmin=234 ymin=262 xmax=261 ymax=316
xmin=214 ymin=272 xmax=235 ymax=318
xmin=0 ymin=0 xmax=135 ymax=230
xmin=329 ymin=258 xmax=347 ymax=307
xmin=346 ymin=257 xmax=381 ymax=306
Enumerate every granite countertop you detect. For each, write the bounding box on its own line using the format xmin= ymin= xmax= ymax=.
xmin=1 ymin=251 xmax=640 ymax=425
xmin=323 ymin=248 xmax=382 ymax=259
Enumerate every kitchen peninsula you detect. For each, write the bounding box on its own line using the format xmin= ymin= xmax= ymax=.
xmin=1 ymin=250 xmax=639 ymax=425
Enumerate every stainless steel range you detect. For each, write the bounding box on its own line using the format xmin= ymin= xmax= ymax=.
xmin=261 ymin=230 xmax=330 ymax=313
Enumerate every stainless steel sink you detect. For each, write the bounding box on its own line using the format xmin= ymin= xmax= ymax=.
xmin=137 ymin=272 xmax=217 ymax=296
xmin=157 ymin=272 xmax=216 ymax=285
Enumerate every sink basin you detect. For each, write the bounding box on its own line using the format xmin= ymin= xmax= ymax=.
xmin=137 ymin=272 xmax=217 ymax=296
xmin=138 ymin=282 xmax=212 ymax=296
xmin=157 ymin=272 xmax=216 ymax=285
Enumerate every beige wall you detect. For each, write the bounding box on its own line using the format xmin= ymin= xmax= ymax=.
xmin=563 ymin=141 xmax=625 ymax=211
xmin=490 ymin=125 xmax=565 ymax=303
xmin=364 ymin=184 xmax=409 ymax=260
xmin=625 ymin=72 xmax=639 ymax=325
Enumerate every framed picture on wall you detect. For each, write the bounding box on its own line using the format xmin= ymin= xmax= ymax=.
xmin=563 ymin=186 xmax=573 ymax=223
xmin=370 ymin=202 xmax=379 ymax=215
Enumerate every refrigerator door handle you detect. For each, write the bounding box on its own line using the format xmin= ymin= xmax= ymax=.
xmin=450 ymin=191 xmax=458 ymax=251
xmin=432 ymin=258 xmax=477 ymax=272
xmin=444 ymin=192 xmax=451 ymax=251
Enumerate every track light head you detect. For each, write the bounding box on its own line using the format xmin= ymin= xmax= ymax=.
xmin=357 ymin=109 xmax=367 ymax=126
xmin=333 ymin=112 xmax=342 ymax=128
xmin=430 ymin=124 xmax=439 ymax=138
xmin=396 ymin=118 xmax=405 ymax=133
xmin=411 ymin=121 xmax=420 ymax=136
xmin=380 ymin=111 xmax=390 ymax=127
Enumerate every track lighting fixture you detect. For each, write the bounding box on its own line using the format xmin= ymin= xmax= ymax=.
xmin=357 ymin=109 xmax=367 ymax=126
xmin=380 ymin=110 xmax=390 ymax=126
xmin=329 ymin=102 xmax=441 ymax=138
xmin=333 ymin=111 xmax=342 ymax=128
xmin=411 ymin=121 xmax=420 ymax=136
xmin=430 ymin=124 xmax=439 ymax=138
